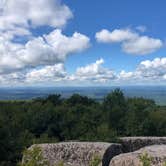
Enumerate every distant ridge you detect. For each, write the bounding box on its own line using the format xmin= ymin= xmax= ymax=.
xmin=0 ymin=86 xmax=166 ymax=105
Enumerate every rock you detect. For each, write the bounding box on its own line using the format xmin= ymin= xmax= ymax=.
xmin=25 ymin=142 xmax=122 ymax=166
xmin=120 ymin=137 xmax=166 ymax=152
xmin=23 ymin=137 xmax=166 ymax=166
xmin=110 ymin=145 xmax=166 ymax=166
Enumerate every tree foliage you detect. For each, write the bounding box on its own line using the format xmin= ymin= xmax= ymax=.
xmin=0 ymin=89 xmax=165 ymax=165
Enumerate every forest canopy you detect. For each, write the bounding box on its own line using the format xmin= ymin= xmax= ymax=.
xmin=0 ymin=89 xmax=166 ymax=166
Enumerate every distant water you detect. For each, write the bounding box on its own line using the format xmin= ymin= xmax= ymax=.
xmin=0 ymin=86 xmax=166 ymax=105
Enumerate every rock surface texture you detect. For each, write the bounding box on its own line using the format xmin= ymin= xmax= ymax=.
xmin=120 ymin=137 xmax=166 ymax=152
xmin=109 ymin=145 xmax=166 ymax=166
xmin=23 ymin=137 xmax=166 ymax=166
xmin=31 ymin=142 xmax=122 ymax=166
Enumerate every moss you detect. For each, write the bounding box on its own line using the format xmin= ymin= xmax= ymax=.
xmin=139 ymin=152 xmax=152 ymax=166
xmin=89 ymin=154 xmax=101 ymax=166
xmin=18 ymin=146 xmax=49 ymax=166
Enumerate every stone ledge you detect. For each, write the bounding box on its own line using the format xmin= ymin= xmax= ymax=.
xmin=27 ymin=142 xmax=122 ymax=166
xmin=110 ymin=145 xmax=166 ymax=166
xmin=23 ymin=137 xmax=166 ymax=166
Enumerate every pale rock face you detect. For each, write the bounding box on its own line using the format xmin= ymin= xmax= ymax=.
xmin=22 ymin=138 xmax=166 ymax=166
xmin=28 ymin=142 xmax=122 ymax=166
xmin=110 ymin=145 xmax=166 ymax=166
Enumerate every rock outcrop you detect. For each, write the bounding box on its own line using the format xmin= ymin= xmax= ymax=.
xmin=23 ymin=137 xmax=166 ymax=166
xmin=28 ymin=142 xmax=122 ymax=166
xmin=110 ymin=145 xmax=166 ymax=166
xmin=120 ymin=137 xmax=166 ymax=152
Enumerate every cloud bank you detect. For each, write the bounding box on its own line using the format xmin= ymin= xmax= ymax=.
xmin=1 ymin=57 xmax=166 ymax=86
xmin=0 ymin=1 xmax=165 ymax=86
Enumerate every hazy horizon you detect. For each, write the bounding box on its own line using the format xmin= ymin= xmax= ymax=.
xmin=0 ymin=86 xmax=165 ymax=105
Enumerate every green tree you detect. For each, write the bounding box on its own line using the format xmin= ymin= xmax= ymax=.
xmin=103 ymin=89 xmax=127 ymax=135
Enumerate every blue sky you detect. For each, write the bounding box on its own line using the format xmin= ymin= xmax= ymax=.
xmin=0 ymin=0 xmax=166 ymax=86
xmin=63 ymin=0 xmax=166 ymax=72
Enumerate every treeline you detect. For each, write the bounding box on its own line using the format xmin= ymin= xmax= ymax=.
xmin=0 ymin=89 xmax=166 ymax=166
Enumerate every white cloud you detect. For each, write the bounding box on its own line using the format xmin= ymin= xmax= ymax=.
xmin=0 ymin=29 xmax=90 ymax=74
xmin=76 ymin=59 xmax=105 ymax=76
xmin=137 ymin=58 xmax=166 ymax=78
xmin=0 ymin=71 xmax=25 ymax=85
xmin=96 ymin=29 xmax=137 ymax=43
xmin=163 ymin=74 xmax=166 ymax=80
xmin=140 ymin=58 xmax=166 ymax=68
xmin=0 ymin=0 xmax=87 ymax=74
xmin=0 ymin=63 xmax=66 ymax=85
xmin=0 ymin=59 xmax=116 ymax=85
xmin=67 ymin=59 xmax=116 ymax=83
xmin=0 ymin=0 xmax=73 ymax=31
xmin=25 ymin=57 xmax=166 ymax=85
xmin=122 ymin=36 xmax=162 ymax=55
xmin=0 ymin=1 xmax=165 ymax=86
xmin=96 ymin=28 xmax=163 ymax=55
xmin=119 ymin=70 xmax=134 ymax=79
xmin=0 ymin=57 xmax=166 ymax=85
xmin=118 ymin=57 xmax=166 ymax=83
xmin=25 ymin=63 xmax=66 ymax=83
xmin=0 ymin=0 xmax=91 ymax=85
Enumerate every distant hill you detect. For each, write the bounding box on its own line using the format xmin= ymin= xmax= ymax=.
xmin=0 ymin=86 xmax=166 ymax=105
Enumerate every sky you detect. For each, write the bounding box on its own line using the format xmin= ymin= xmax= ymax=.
xmin=0 ymin=0 xmax=166 ymax=86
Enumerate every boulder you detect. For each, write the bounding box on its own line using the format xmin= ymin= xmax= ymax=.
xmin=110 ymin=145 xmax=166 ymax=166
xmin=120 ymin=137 xmax=166 ymax=152
xmin=25 ymin=142 xmax=122 ymax=166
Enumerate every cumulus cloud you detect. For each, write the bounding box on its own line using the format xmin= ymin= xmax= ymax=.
xmin=122 ymin=36 xmax=162 ymax=55
xmin=0 ymin=0 xmax=73 ymax=31
xmin=0 ymin=59 xmax=116 ymax=85
xmin=25 ymin=64 xmax=66 ymax=83
xmin=0 ymin=0 xmax=91 ymax=85
xmin=0 ymin=0 xmax=165 ymax=86
xmin=119 ymin=70 xmax=134 ymax=79
xmin=118 ymin=57 xmax=166 ymax=83
xmin=0 ymin=57 xmax=166 ymax=85
xmin=67 ymin=59 xmax=116 ymax=83
xmin=19 ymin=29 xmax=90 ymax=68
xmin=0 ymin=63 xmax=66 ymax=85
xmin=96 ymin=28 xmax=163 ymax=55
xmin=96 ymin=29 xmax=137 ymax=43
xmin=0 ymin=29 xmax=90 ymax=74
xmin=137 ymin=58 xmax=166 ymax=78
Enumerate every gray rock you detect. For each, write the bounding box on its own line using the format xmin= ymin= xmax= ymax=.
xmin=110 ymin=145 xmax=166 ymax=166
xmin=25 ymin=142 xmax=122 ymax=166
xmin=120 ymin=137 xmax=166 ymax=152
xmin=23 ymin=137 xmax=166 ymax=166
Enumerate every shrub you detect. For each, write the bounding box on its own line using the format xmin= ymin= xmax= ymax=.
xmin=18 ymin=146 xmax=49 ymax=166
